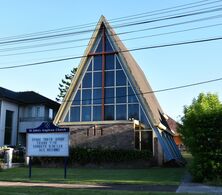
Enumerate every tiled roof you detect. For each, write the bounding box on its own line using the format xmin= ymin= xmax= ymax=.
xmin=166 ymin=116 xmax=181 ymax=135
xmin=0 ymin=86 xmax=60 ymax=109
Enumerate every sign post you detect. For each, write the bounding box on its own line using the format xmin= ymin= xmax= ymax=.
xmin=26 ymin=122 xmax=69 ymax=179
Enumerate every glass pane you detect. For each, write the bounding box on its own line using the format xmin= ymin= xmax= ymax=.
xmin=93 ymin=72 xmax=102 ymax=87
xmin=116 ymin=70 xmax=126 ymax=86
xmin=140 ymin=107 xmax=150 ymax=127
xmin=87 ymin=61 xmax=92 ymax=71
xmin=105 ymin=71 xmax=114 ymax=86
xmin=128 ymin=86 xmax=138 ymax=103
xmin=82 ymin=106 xmax=91 ymax=121
xmin=141 ymin=131 xmax=153 ymax=151
xmin=116 ymin=57 xmax=122 ymax=69
xmin=93 ymin=106 xmax=102 ymax=121
xmin=93 ymin=88 xmax=102 ymax=104
xmin=95 ymin=37 xmax=103 ymax=53
xmin=94 ymin=55 xmax=102 ymax=71
xmin=82 ymin=89 xmax=91 ymax=105
xmin=82 ymin=72 xmax=92 ymax=88
xmin=128 ymin=104 xmax=139 ymax=120
xmin=116 ymin=87 xmax=126 ymax=103
xmin=105 ymin=55 xmax=114 ymax=70
xmin=105 ymin=105 xmax=114 ymax=120
xmin=4 ymin=110 xmax=13 ymax=145
xmin=64 ymin=112 xmax=69 ymax=122
xmin=70 ymin=107 xmax=80 ymax=122
xmin=72 ymin=90 xmax=80 ymax=105
xmin=105 ymin=36 xmax=114 ymax=52
xmin=105 ymin=88 xmax=114 ymax=104
xmin=116 ymin=105 xmax=126 ymax=120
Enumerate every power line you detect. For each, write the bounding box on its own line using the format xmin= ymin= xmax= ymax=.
xmin=1 ymin=22 xmax=221 ymax=57
xmin=0 ymin=13 xmax=221 ymax=54
xmin=118 ymin=13 xmax=222 ymax=36
xmin=0 ymin=5 xmax=222 ymax=46
xmin=0 ymin=0 xmax=218 ymax=41
xmin=60 ymin=77 xmax=222 ymax=103
xmin=0 ymin=36 xmax=221 ymax=70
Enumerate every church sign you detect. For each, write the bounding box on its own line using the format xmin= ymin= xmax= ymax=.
xmin=26 ymin=122 xmax=69 ymax=178
xmin=27 ymin=122 xmax=69 ymax=157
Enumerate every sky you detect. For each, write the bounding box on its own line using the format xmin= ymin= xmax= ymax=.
xmin=0 ymin=0 xmax=222 ymax=121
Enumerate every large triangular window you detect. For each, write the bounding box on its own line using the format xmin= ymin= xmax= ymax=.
xmin=64 ymin=24 xmax=149 ymax=127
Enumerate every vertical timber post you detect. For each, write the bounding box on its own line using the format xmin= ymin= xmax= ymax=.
xmin=29 ymin=157 xmax=32 ymax=178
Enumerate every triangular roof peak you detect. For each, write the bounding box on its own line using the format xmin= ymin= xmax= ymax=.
xmin=54 ymin=16 xmax=166 ymax=128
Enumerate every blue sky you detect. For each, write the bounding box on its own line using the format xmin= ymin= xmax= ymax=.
xmin=0 ymin=0 xmax=222 ymax=121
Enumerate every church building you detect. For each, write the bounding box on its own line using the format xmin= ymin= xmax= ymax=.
xmin=54 ymin=16 xmax=184 ymax=165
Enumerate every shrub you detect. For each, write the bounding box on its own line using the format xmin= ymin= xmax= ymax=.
xmin=12 ymin=146 xmax=25 ymax=163
xmin=69 ymin=148 xmax=152 ymax=165
xmin=33 ymin=148 xmax=152 ymax=167
xmin=179 ymin=93 xmax=222 ymax=182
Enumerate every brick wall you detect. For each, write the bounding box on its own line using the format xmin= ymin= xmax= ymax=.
xmin=62 ymin=123 xmax=135 ymax=150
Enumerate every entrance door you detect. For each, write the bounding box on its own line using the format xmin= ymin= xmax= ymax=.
xmin=135 ymin=130 xmax=153 ymax=151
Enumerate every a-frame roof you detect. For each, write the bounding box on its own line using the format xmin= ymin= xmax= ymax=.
xmin=54 ymin=16 xmax=167 ymax=128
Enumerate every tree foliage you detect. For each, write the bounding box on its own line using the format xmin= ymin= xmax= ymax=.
xmin=179 ymin=93 xmax=222 ymax=182
xmin=56 ymin=67 xmax=77 ymax=102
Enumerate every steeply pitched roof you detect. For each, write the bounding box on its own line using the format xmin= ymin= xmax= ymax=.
xmin=54 ymin=16 xmax=168 ymax=128
xmin=0 ymin=86 xmax=60 ymax=109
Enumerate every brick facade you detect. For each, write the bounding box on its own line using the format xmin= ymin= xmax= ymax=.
xmin=62 ymin=122 xmax=135 ymax=150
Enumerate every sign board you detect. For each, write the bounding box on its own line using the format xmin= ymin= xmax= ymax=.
xmin=26 ymin=122 xmax=69 ymax=157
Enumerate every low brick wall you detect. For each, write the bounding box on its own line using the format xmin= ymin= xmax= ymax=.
xmin=62 ymin=123 xmax=135 ymax=150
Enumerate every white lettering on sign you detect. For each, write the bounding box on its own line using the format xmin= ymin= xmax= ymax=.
xmin=27 ymin=133 xmax=69 ymax=157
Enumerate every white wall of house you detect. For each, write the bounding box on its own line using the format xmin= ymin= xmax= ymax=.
xmin=0 ymin=99 xmax=58 ymax=146
xmin=0 ymin=100 xmax=18 ymax=146
xmin=18 ymin=105 xmax=46 ymax=133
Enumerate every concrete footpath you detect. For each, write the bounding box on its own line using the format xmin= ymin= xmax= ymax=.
xmin=176 ymin=172 xmax=222 ymax=194
xmin=0 ymin=181 xmax=177 ymax=192
xmin=0 ymin=172 xmax=221 ymax=193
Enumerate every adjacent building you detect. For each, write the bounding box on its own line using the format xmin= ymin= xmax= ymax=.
xmin=54 ymin=16 xmax=184 ymax=165
xmin=0 ymin=87 xmax=60 ymax=146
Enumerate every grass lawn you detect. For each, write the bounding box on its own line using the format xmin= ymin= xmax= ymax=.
xmin=0 ymin=186 xmax=206 ymax=195
xmin=0 ymin=166 xmax=185 ymax=185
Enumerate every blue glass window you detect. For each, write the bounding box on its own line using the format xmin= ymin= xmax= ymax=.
xmin=128 ymin=104 xmax=139 ymax=120
xmin=64 ymin=112 xmax=69 ymax=122
xmin=82 ymin=72 xmax=92 ymax=88
xmin=94 ymin=55 xmax=102 ymax=71
xmin=93 ymin=88 xmax=102 ymax=104
xmin=82 ymin=89 xmax=91 ymax=105
xmin=116 ymin=105 xmax=126 ymax=120
xmin=116 ymin=70 xmax=126 ymax=86
xmin=105 ymin=36 xmax=113 ymax=52
xmin=72 ymin=90 xmax=80 ymax=105
xmin=70 ymin=107 xmax=80 ymax=122
xmin=105 ymin=71 xmax=114 ymax=86
xmin=140 ymin=106 xmax=149 ymax=127
xmin=116 ymin=57 xmax=122 ymax=69
xmin=93 ymin=72 xmax=102 ymax=87
xmin=116 ymin=87 xmax=126 ymax=103
xmin=105 ymin=105 xmax=114 ymax=120
xmin=87 ymin=61 xmax=92 ymax=71
xmin=82 ymin=106 xmax=91 ymax=121
xmin=128 ymin=86 xmax=138 ymax=103
xmin=105 ymin=55 xmax=114 ymax=70
xmin=95 ymin=37 xmax=102 ymax=53
xmin=93 ymin=106 xmax=102 ymax=121
xmin=105 ymin=88 xmax=114 ymax=104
